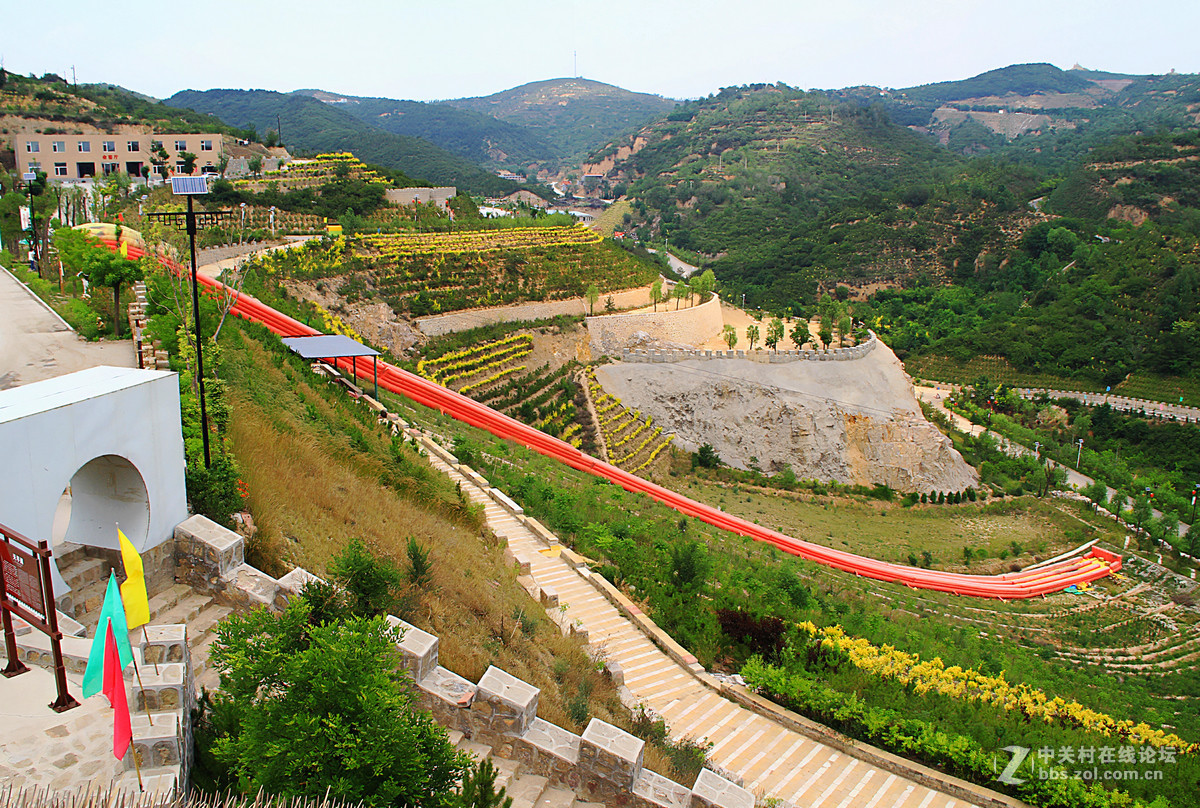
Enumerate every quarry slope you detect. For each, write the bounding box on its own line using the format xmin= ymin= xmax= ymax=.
xmin=594 ymin=342 xmax=978 ymax=493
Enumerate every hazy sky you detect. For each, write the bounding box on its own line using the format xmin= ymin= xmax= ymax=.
xmin=6 ymin=0 xmax=1198 ymax=102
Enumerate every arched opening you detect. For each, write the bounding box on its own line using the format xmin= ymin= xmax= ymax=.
xmin=55 ymin=455 xmax=150 ymax=551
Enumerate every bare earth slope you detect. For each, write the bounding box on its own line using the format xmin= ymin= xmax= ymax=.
xmin=596 ymin=341 xmax=978 ymax=493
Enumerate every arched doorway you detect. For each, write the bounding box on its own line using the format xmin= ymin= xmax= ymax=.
xmin=55 ymin=455 xmax=150 ymax=550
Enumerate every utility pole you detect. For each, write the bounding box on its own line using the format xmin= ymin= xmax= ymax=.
xmin=1076 ymin=438 xmax=1084 ymax=469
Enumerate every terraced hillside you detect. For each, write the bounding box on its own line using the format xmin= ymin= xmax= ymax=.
xmin=247 ymin=228 xmax=660 ymax=317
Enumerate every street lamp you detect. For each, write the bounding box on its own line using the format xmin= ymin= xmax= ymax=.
xmin=1034 ymin=441 xmax=1041 ymax=460
xmin=1076 ymin=438 xmax=1084 ymax=469
xmin=22 ymin=172 xmax=39 ymax=275
xmin=1191 ymin=483 xmax=1198 ymax=525
xmin=144 ymin=176 xmax=233 ymax=469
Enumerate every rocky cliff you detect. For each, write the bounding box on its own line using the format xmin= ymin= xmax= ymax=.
xmin=594 ymin=342 xmax=978 ymax=493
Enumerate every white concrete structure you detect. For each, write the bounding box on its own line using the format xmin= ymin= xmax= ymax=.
xmin=0 ymin=367 xmax=187 ymax=568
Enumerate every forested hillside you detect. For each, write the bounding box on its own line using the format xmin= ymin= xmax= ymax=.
xmin=296 ymin=90 xmax=555 ymax=168
xmin=600 ymin=75 xmax=1200 ymax=390
xmin=166 ymin=89 xmax=520 ymax=195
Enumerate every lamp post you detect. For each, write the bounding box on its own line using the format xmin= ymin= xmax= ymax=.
xmin=1191 ymin=483 xmax=1198 ymax=525
xmin=1076 ymin=438 xmax=1084 ymax=469
xmin=22 ymin=172 xmax=39 ymax=275
xmin=144 ymin=177 xmax=232 ymax=469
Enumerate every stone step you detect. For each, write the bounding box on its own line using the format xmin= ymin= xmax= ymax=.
xmin=146 ymin=584 xmax=195 ymax=624
xmin=506 ymin=772 xmax=550 ymax=808
xmin=114 ymin=764 xmax=179 ymax=797
xmin=60 ymin=556 xmax=114 ymax=593
xmin=532 ymin=784 xmax=576 ymax=808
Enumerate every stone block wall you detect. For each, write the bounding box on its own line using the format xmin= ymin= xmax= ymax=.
xmin=586 ymin=293 xmax=724 ymax=356
xmin=621 ymin=331 xmax=877 ymax=365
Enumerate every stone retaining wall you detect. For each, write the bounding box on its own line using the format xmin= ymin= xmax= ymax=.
xmin=621 ymin=331 xmax=877 ymax=364
xmin=174 ymin=512 xmax=754 ymax=808
xmin=587 ymin=294 xmax=724 ymax=356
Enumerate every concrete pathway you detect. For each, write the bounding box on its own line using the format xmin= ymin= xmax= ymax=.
xmin=0 ymin=266 xmax=134 ymax=390
xmin=423 ymin=451 xmax=973 ymax=808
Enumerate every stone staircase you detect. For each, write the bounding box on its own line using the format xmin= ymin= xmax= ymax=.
xmin=417 ymin=444 xmax=992 ymax=808
xmin=452 ymin=731 xmax=606 ymax=808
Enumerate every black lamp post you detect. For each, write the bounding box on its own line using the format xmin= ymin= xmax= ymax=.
xmin=144 ymin=176 xmax=231 ymax=469
xmin=22 ymin=172 xmax=39 ymax=275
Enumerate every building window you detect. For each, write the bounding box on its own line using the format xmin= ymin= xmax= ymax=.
xmin=77 ymin=162 xmax=96 ymax=178
xmin=26 ymin=142 xmax=39 ymax=153
xmin=52 ymin=141 xmax=65 ymax=152
xmin=54 ymin=163 xmax=67 ymax=177
xmin=103 ymin=141 xmax=115 ymax=152
xmin=127 ymin=141 xmax=140 ymax=152
xmin=78 ymin=141 xmax=91 ymax=153
xmin=29 ymin=161 xmax=41 ymax=172
xmin=152 ymin=140 xmax=163 ymax=149
xmin=175 ymin=140 xmax=187 ymax=152
xmin=102 ymin=162 xmax=119 ymax=175
xmin=176 ymin=161 xmax=189 ymax=173
xmin=201 ymin=140 xmax=213 ymax=151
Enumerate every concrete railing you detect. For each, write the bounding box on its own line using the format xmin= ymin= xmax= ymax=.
xmin=622 ymin=331 xmax=877 ymax=364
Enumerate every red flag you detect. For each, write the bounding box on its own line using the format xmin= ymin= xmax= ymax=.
xmin=102 ymin=622 xmax=134 ymax=760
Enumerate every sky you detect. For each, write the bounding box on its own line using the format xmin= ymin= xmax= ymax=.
xmin=6 ymin=0 xmax=1200 ymax=102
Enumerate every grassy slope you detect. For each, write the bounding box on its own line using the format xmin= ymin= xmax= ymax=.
xmin=218 ymin=323 xmax=690 ymax=776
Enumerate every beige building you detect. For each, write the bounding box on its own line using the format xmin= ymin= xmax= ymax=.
xmin=14 ymin=126 xmax=225 ymax=181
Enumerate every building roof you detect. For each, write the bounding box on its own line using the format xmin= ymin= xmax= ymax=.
xmin=0 ymin=367 xmax=173 ymax=425
xmin=280 ymin=334 xmax=380 ymax=359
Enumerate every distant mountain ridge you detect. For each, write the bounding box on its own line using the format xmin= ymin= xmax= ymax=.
xmin=165 ymin=88 xmax=519 ymax=195
xmin=446 ymin=78 xmax=678 ymax=160
xmin=294 ymin=90 xmax=554 ymax=169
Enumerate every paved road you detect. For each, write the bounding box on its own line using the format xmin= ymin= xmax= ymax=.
xmin=916 ymin=384 xmax=1189 ymax=542
xmin=1015 ymin=388 xmax=1200 ymax=423
xmin=0 ymin=266 xmax=134 ymax=390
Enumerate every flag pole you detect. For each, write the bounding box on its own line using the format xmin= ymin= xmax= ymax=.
xmin=143 ymin=627 xmax=158 ymax=676
xmin=131 ymin=740 xmax=144 ymax=791
xmin=131 ymin=658 xmax=153 ymax=726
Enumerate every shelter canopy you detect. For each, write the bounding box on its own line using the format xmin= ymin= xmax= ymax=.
xmin=280 ymin=335 xmax=380 ymax=359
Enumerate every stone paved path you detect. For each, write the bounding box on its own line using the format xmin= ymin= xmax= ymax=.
xmin=423 ymin=451 xmax=975 ymax=808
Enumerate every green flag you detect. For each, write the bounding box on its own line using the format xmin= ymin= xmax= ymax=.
xmin=81 ymin=572 xmax=134 ymax=698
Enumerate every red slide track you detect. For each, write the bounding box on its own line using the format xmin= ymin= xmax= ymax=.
xmin=111 ymin=236 xmax=1121 ymax=599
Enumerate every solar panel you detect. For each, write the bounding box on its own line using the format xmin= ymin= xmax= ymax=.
xmin=169 ymin=176 xmax=210 ymax=195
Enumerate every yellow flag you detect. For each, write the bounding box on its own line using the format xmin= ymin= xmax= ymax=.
xmin=118 ymin=529 xmax=150 ymax=629
xmin=119 ymin=240 xmax=129 ymax=258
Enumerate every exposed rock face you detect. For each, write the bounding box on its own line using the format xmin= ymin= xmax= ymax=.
xmin=285 ymin=277 xmax=424 ymax=355
xmin=595 ymin=342 xmax=978 ymax=493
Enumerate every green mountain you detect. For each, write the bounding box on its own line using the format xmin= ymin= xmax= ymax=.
xmin=165 ymin=89 xmax=519 ymax=195
xmin=295 ymin=90 xmax=554 ymax=170
xmin=446 ymin=78 xmax=677 ymax=160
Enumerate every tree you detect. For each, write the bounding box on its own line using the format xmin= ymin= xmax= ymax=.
xmin=746 ymin=323 xmax=760 ymax=350
xmin=248 ymin=156 xmax=263 ymax=177
xmin=673 ymin=281 xmax=690 ymax=310
xmin=180 ymin=151 xmax=198 ymax=175
xmin=455 ymin=759 xmax=512 ymax=808
xmin=694 ymin=443 xmax=721 ymax=468
xmin=209 ymin=599 xmax=468 ymax=807
xmin=585 ymin=283 xmax=600 ymax=315
xmin=722 ymin=324 xmax=738 ymax=350
xmin=1186 ymin=524 xmax=1200 ymax=558
xmin=790 ymin=319 xmax=810 ymax=349
xmin=80 ymin=238 xmax=143 ymax=336
xmin=650 ymin=278 xmax=663 ymax=312
xmin=1155 ymin=513 xmax=1180 ymax=547
xmin=1132 ymin=497 xmax=1153 ymax=534
xmin=837 ymin=314 xmax=852 ymax=346
xmin=328 ymin=536 xmax=403 ymax=617
xmin=766 ymin=318 xmax=784 ymax=352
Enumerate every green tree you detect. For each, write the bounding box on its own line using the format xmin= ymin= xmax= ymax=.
xmin=406 ymin=536 xmax=433 ymax=589
xmin=650 ymin=278 xmax=663 ymax=312
xmin=80 ymin=239 xmax=143 ymax=336
xmin=209 ymin=599 xmax=467 ymax=807
xmin=585 ymin=283 xmax=600 ymax=315
xmin=454 ymin=758 xmax=512 ymax=808
xmin=180 ymin=151 xmax=198 ymax=175
xmin=789 ymin=319 xmax=810 ymax=349
xmin=248 ymin=155 xmax=264 ymax=177
xmin=329 ymin=536 xmax=403 ymax=617
xmin=837 ymin=314 xmax=852 ymax=346
xmin=746 ymin=323 xmax=760 ymax=350
xmin=673 ymin=281 xmax=690 ymax=310
xmin=1132 ymin=497 xmax=1153 ymax=534
xmin=722 ymin=324 xmax=738 ymax=350
xmin=694 ymin=443 xmax=721 ymax=468
xmin=766 ymin=318 xmax=785 ymax=352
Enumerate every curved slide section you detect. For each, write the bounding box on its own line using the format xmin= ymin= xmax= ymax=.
xmin=105 ymin=233 xmax=1121 ymax=599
